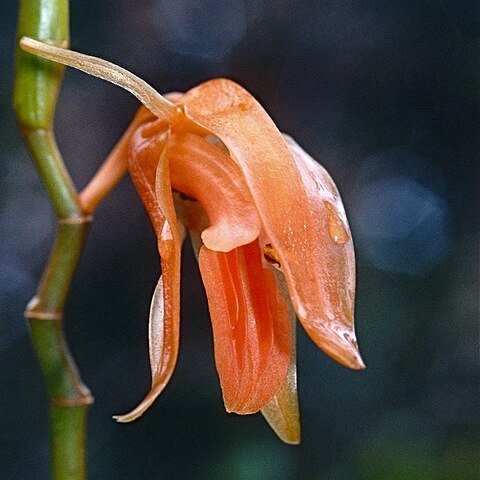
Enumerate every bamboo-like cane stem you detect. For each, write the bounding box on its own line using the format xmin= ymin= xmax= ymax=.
xmin=13 ymin=1 xmax=93 ymax=479
xmin=26 ymin=214 xmax=93 ymax=480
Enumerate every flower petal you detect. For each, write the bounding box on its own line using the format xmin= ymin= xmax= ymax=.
xmin=199 ymin=241 xmax=291 ymax=414
xmin=261 ymin=268 xmax=300 ymax=445
xmin=180 ymin=79 xmax=364 ymax=369
xmin=115 ymin=121 xmax=182 ymax=422
xmin=19 ymin=37 xmax=176 ymax=120
xmin=179 ymin=198 xmax=300 ymax=442
xmin=284 ymin=135 xmax=364 ymax=369
xmin=169 ymin=132 xmax=261 ymax=252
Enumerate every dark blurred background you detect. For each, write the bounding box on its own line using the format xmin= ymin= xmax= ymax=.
xmin=1 ymin=1 xmax=478 ymax=479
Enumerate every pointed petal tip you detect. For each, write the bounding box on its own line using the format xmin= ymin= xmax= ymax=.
xmin=112 ymin=415 xmax=129 ymax=423
xmin=261 ymin=408 xmax=301 ymax=445
xmin=263 ymin=410 xmax=301 ymax=445
xmin=344 ymin=349 xmax=366 ymax=371
xmin=321 ymin=332 xmax=366 ymax=371
xmin=283 ymin=435 xmax=301 ymax=446
xmin=305 ymin=320 xmax=366 ymax=370
xmin=112 ymin=387 xmax=162 ymax=423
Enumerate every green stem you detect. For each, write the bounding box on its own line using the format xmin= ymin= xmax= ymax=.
xmin=27 ymin=218 xmax=93 ymax=480
xmin=13 ymin=1 xmax=93 ymax=479
xmin=51 ymin=405 xmax=89 ymax=480
xmin=22 ymin=129 xmax=81 ymax=219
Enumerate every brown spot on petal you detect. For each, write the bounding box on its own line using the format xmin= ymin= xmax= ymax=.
xmin=263 ymin=243 xmax=281 ymax=269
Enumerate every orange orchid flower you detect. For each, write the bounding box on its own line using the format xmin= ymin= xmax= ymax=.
xmin=20 ymin=37 xmax=365 ymax=445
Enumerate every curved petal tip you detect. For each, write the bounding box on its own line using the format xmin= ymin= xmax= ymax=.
xmin=112 ymin=390 xmax=158 ymax=423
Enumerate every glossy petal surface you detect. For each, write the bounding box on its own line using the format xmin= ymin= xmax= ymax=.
xmin=116 ymin=120 xmax=182 ymax=422
xmin=169 ymin=132 xmax=261 ymax=252
xmin=261 ymin=268 xmax=300 ymax=444
xmin=181 ymin=80 xmax=363 ymax=369
xmin=199 ymin=241 xmax=291 ymax=414
xmin=285 ymin=136 xmax=363 ymax=369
